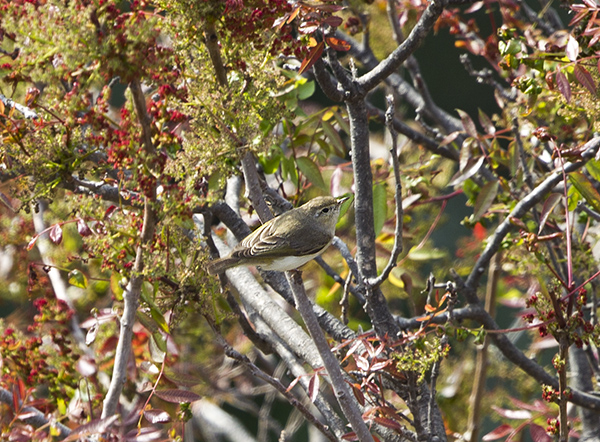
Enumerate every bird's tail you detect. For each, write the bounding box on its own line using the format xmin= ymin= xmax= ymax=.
xmin=205 ymin=257 xmax=240 ymax=275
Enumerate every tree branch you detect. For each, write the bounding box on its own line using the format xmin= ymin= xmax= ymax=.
xmin=366 ymin=96 xmax=404 ymax=288
xmin=101 ymin=78 xmax=158 ymax=419
xmin=286 ymin=270 xmax=374 ymax=442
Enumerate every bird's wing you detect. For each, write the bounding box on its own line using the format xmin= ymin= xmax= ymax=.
xmin=232 ymin=217 xmax=292 ymax=259
xmin=285 ymin=224 xmax=332 ymax=256
xmin=232 ymin=214 xmax=331 ymax=259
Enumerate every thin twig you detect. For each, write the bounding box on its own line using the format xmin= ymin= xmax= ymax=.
xmin=367 ymin=96 xmax=403 ymax=288
xmin=213 ymin=333 xmax=338 ymax=442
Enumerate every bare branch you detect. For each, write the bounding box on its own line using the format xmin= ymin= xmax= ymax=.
xmin=312 ymin=58 xmax=344 ymax=102
xmin=366 ymin=96 xmax=403 ymax=288
xmin=204 ymin=21 xmax=228 ymax=88
xmin=286 ymin=270 xmax=375 ymax=442
xmin=0 ymin=93 xmax=38 ymax=119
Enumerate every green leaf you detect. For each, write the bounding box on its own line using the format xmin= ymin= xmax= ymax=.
xmin=473 ymin=327 xmax=486 ymax=345
xmin=297 ymin=80 xmax=315 ymax=100
xmin=332 ymin=108 xmax=350 ymax=134
xmin=259 ymin=147 xmax=283 ymax=174
xmin=321 ymin=120 xmax=345 ymax=157
xmin=137 ymin=310 xmax=158 ymax=334
xmin=281 ymin=155 xmax=298 ymax=187
xmin=586 ymin=159 xmax=600 ymax=182
xmin=149 ymin=333 xmax=167 ymax=362
xmin=569 ymin=171 xmax=600 ymax=212
xmin=296 ymin=156 xmax=327 ymax=191
xmin=473 ymin=181 xmax=498 ymax=220
xmin=150 ymin=308 xmax=170 ymax=335
xmin=373 ymin=183 xmax=387 ymax=236
xmin=68 ymin=269 xmax=88 ymax=289
xmin=140 ymin=284 xmax=170 ymax=334
xmin=57 ymin=398 xmax=67 ymax=415
xmin=110 ymin=272 xmax=124 ymax=301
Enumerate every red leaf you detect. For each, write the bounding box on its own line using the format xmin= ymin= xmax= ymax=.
xmin=566 ymin=35 xmax=579 ymax=61
xmin=439 ymin=131 xmax=461 ymax=146
xmin=424 ymin=303 xmax=436 ymax=312
xmin=478 ymin=109 xmax=496 ymax=135
xmin=143 ymin=409 xmax=171 ymax=424
xmin=556 ymin=70 xmax=571 ymax=103
xmin=370 ymin=359 xmax=392 ymax=372
xmin=287 ymin=6 xmax=301 ymax=24
xmin=529 ymin=424 xmax=552 ymax=442
xmin=76 ymin=357 xmax=97 ymax=377
xmin=86 ymin=322 xmax=99 ymax=345
xmin=299 ymin=41 xmax=324 ymax=75
xmin=349 ymin=382 xmax=365 ymax=406
xmin=63 ymin=415 xmax=119 ymax=441
xmin=104 ymin=205 xmax=118 ymax=220
xmin=509 ymin=397 xmax=550 ymax=413
xmin=464 ymin=1 xmax=484 ymax=13
xmin=491 ymin=405 xmax=531 ymax=419
xmin=308 ymin=373 xmax=320 ymax=403
xmin=49 ymin=224 xmax=63 ymax=245
xmin=77 ymin=218 xmax=93 ymax=237
xmin=482 ymin=424 xmax=514 ymax=441
xmin=447 ymin=156 xmax=485 ymax=187
xmin=355 ymin=354 xmax=369 ymax=371
xmin=457 ymin=109 xmax=478 ymax=138
xmin=325 ymin=36 xmax=351 ymax=51
xmin=298 ymin=21 xmax=319 ymax=34
xmin=342 ymin=432 xmax=359 ymax=441
xmin=17 ymin=379 xmax=25 ymax=404
xmin=373 ymin=416 xmax=403 ymax=431
xmin=125 ymin=427 xmax=164 ymax=441
xmin=153 ymin=389 xmax=201 ymax=404
xmin=574 ymin=64 xmax=597 ymax=95
xmin=313 ymin=4 xmax=344 ymax=12
xmin=322 ymin=16 xmax=343 ymax=27
xmin=26 ymin=235 xmax=39 ymax=251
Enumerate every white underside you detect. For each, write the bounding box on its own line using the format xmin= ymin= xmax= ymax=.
xmin=257 ymin=251 xmax=324 ymax=271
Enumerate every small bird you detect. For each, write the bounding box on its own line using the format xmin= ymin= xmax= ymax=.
xmin=206 ymin=196 xmax=348 ymax=275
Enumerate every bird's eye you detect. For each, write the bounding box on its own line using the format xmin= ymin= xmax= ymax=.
xmin=322 ymin=208 xmax=330 ymax=213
